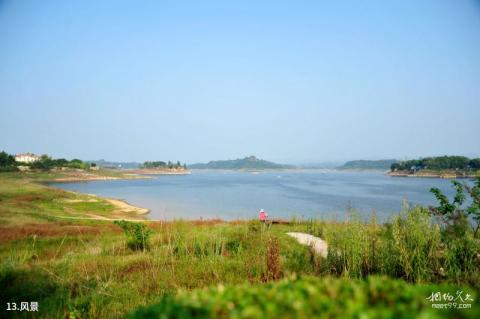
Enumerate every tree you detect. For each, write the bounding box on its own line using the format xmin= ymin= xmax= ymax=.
xmin=392 ymin=156 xmax=478 ymax=172
xmin=0 ymin=151 xmax=17 ymax=172
xmin=463 ymin=178 xmax=480 ymax=236
xmin=0 ymin=151 xmax=15 ymax=166
xmin=429 ymin=178 xmax=480 ymax=238
xmin=469 ymin=158 xmax=480 ymax=170
xmin=31 ymin=155 xmax=55 ymax=170
xmin=142 ymin=161 xmax=167 ymax=168
xmin=390 ymin=163 xmax=400 ymax=171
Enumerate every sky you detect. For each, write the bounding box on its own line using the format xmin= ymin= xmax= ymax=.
xmin=1 ymin=0 xmax=479 ymax=164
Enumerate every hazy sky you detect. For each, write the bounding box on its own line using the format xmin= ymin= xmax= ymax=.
xmin=1 ymin=0 xmax=479 ymax=164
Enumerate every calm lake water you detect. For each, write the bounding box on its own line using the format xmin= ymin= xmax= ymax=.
xmin=52 ymin=170 xmax=468 ymax=221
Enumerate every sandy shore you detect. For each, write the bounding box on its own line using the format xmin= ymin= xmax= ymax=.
xmin=82 ymin=194 xmax=150 ymax=215
xmin=104 ymin=197 xmax=150 ymax=215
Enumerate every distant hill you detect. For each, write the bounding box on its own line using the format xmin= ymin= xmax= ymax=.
xmin=338 ymin=159 xmax=398 ymax=170
xmin=189 ymin=156 xmax=294 ymax=170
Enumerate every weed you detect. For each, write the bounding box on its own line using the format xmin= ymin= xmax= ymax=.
xmin=114 ymin=220 xmax=152 ymax=251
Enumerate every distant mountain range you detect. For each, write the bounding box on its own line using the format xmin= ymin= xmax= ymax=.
xmin=189 ymin=156 xmax=294 ymax=170
xmin=337 ymin=159 xmax=398 ymax=170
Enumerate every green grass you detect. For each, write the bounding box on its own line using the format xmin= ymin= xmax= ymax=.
xmin=1 ymin=172 xmax=479 ymax=318
xmin=0 ymin=172 xmax=142 ymax=225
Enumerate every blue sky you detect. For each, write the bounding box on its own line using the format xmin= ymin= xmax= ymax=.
xmin=1 ymin=0 xmax=479 ymax=164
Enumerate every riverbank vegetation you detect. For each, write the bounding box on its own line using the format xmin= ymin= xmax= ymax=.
xmin=0 ymin=172 xmax=479 ymax=318
xmin=391 ymin=156 xmax=480 ymax=173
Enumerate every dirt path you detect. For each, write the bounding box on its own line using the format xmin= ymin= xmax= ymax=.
xmin=286 ymin=232 xmax=328 ymax=258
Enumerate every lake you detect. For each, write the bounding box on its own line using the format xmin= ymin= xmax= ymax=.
xmin=51 ymin=170 xmax=467 ymax=221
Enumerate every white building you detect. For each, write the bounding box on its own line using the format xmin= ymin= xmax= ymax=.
xmin=15 ymin=153 xmax=40 ymax=163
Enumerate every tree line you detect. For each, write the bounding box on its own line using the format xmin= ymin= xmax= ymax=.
xmin=0 ymin=151 xmax=92 ymax=172
xmin=391 ymin=156 xmax=480 ymax=172
xmin=142 ymin=160 xmax=187 ymax=169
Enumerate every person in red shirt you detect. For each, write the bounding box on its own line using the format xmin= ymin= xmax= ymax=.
xmin=259 ymin=209 xmax=268 ymax=223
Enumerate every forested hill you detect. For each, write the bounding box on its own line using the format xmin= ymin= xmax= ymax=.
xmin=338 ymin=159 xmax=398 ymax=170
xmin=189 ymin=156 xmax=294 ymax=170
xmin=390 ymin=156 xmax=480 ymax=171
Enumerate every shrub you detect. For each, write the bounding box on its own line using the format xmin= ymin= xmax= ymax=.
xmin=114 ymin=220 xmax=152 ymax=251
xmin=127 ymin=276 xmax=478 ymax=319
xmin=430 ymin=178 xmax=480 ymax=238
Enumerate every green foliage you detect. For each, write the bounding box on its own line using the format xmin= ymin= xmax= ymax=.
xmin=114 ymin=220 xmax=152 ymax=251
xmin=142 ymin=160 xmax=185 ymax=169
xmin=443 ymin=233 xmax=480 ymax=285
xmin=470 ymin=158 xmax=480 ymax=169
xmin=387 ymin=207 xmax=441 ymax=282
xmin=0 ymin=151 xmax=18 ymax=172
xmin=30 ymin=155 xmax=89 ymax=171
xmin=464 ymin=178 xmax=480 ymax=235
xmin=189 ymin=156 xmax=293 ymax=170
xmin=325 ymin=213 xmax=372 ymax=278
xmin=316 ymin=205 xmax=479 ymax=285
xmin=128 ymin=276 xmax=479 ymax=319
xmin=391 ymin=155 xmax=477 ymax=172
xmin=430 ymin=178 xmax=480 ymax=237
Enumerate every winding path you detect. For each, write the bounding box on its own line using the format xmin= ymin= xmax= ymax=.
xmin=286 ymin=232 xmax=328 ymax=258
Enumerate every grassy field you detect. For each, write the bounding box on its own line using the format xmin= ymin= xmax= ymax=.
xmin=0 ymin=171 xmax=479 ymax=318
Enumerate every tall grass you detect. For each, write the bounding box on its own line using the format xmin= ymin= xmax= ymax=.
xmin=297 ymin=204 xmax=479 ymax=287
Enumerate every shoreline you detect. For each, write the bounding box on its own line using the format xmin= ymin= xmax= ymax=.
xmin=105 ymin=197 xmax=150 ymax=215
xmin=125 ymin=168 xmax=191 ymax=175
xmin=33 ymin=170 xmax=153 ymax=217
xmin=53 ymin=175 xmax=155 ymax=183
xmin=87 ymin=194 xmax=151 ymax=215
xmin=387 ymin=171 xmax=477 ymax=179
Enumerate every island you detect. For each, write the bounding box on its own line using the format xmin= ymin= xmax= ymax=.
xmin=388 ymin=155 xmax=480 ymax=178
xmin=188 ymin=156 xmax=294 ymax=170
xmin=127 ymin=160 xmax=190 ymax=175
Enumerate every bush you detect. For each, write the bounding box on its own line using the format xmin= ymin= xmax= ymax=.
xmin=128 ymin=276 xmax=478 ymax=319
xmin=114 ymin=220 xmax=152 ymax=251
